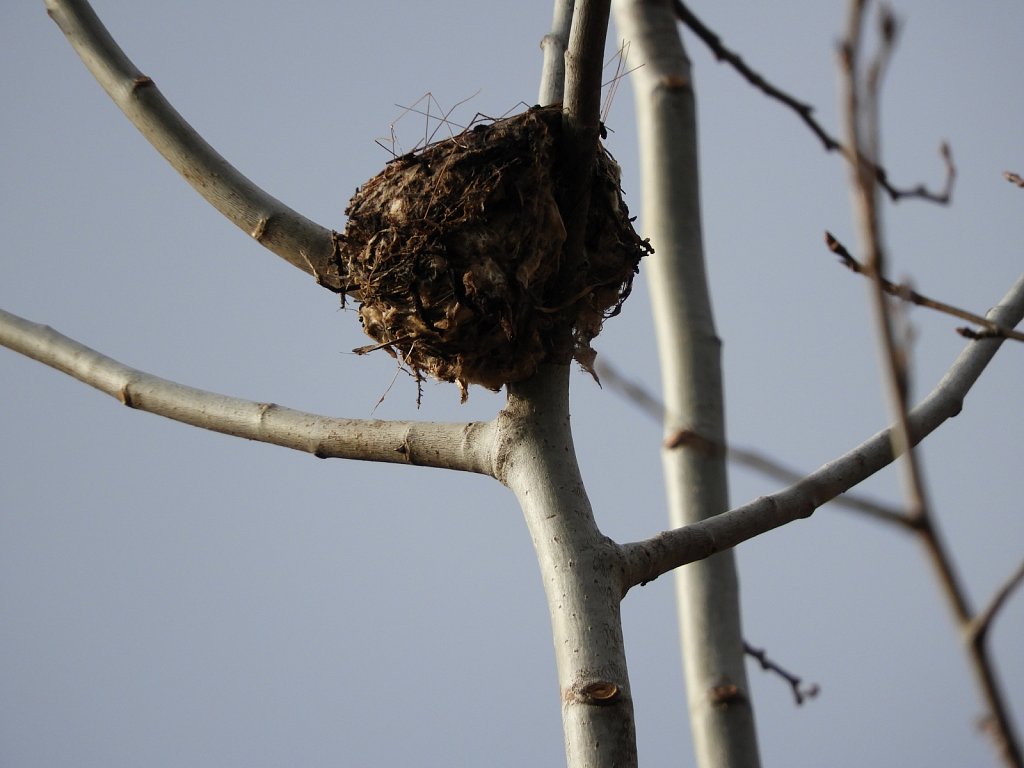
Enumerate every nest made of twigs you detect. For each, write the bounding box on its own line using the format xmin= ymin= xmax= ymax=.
xmin=337 ymin=104 xmax=650 ymax=400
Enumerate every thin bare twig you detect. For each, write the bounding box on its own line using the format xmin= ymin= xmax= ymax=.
xmin=672 ymin=0 xmax=955 ymax=204
xmin=967 ymin=559 xmax=1024 ymax=647
xmin=840 ymin=4 xmax=1022 ymax=765
xmin=824 ymin=232 xmax=1024 ymax=342
xmin=743 ymin=642 xmax=820 ymax=706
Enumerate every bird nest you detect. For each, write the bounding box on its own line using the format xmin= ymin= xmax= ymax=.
xmin=337 ymin=105 xmax=650 ymax=400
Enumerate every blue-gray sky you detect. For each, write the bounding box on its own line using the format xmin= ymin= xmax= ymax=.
xmin=2 ymin=1 xmax=1022 ymax=766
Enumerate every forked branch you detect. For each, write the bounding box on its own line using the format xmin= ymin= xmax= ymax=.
xmin=45 ymin=0 xmax=343 ymax=291
xmin=0 ymin=308 xmax=495 ymax=475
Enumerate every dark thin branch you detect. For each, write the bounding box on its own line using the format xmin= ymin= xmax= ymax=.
xmin=672 ymin=0 xmax=954 ymax=204
xmin=840 ymin=5 xmax=1022 ymax=765
xmin=968 ymin=559 xmax=1024 ymax=647
xmin=744 ymin=642 xmax=820 ymax=706
xmin=824 ymin=232 xmax=1024 ymax=342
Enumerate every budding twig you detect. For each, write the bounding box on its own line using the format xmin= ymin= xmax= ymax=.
xmin=1004 ymin=171 xmax=1024 ymax=188
xmin=744 ymin=642 xmax=820 ymax=706
xmin=824 ymin=232 xmax=1024 ymax=342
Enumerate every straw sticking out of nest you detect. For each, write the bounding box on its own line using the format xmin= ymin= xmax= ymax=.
xmin=337 ymin=105 xmax=650 ymax=401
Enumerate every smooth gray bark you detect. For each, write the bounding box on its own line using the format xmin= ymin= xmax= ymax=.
xmin=497 ymin=366 xmax=637 ymax=767
xmin=45 ymin=0 xmax=342 ymax=290
xmin=613 ymin=1 xmax=760 ymax=766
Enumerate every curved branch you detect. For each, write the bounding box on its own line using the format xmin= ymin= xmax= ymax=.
xmin=595 ymin=358 xmax=916 ymax=529
xmin=45 ymin=0 xmax=343 ymax=291
xmin=622 ymin=272 xmax=1024 ymax=588
xmin=968 ymin=559 xmax=1024 ymax=647
xmin=0 ymin=308 xmax=494 ymax=474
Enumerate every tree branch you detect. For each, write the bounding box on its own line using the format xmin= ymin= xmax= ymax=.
xmin=672 ymin=0 xmax=955 ymax=204
xmin=559 ymin=0 xmax=612 ymax=315
xmin=0 ymin=307 xmax=494 ymax=474
xmin=824 ymin=232 xmax=1024 ymax=342
xmin=595 ymin=359 xmax=916 ymax=530
xmin=743 ymin=642 xmax=819 ymax=706
xmin=496 ymin=365 xmax=638 ymax=768
xmin=45 ymin=0 xmax=343 ymax=291
xmin=841 ymin=6 xmax=1022 ymax=764
xmin=563 ymin=0 xmax=610 ymax=136
xmin=613 ymin=1 xmax=761 ymax=765
xmin=967 ymin=559 xmax=1024 ymax=647
xmin=620 ymin=272 xmax=1024 ymax=587
xmin=539 ymin=0 xmax=575 ymax=106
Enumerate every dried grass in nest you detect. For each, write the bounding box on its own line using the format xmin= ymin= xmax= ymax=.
xmin=337 ymin=105 xmax=650 ymax=401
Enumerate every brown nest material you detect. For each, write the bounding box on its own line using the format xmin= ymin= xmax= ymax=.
xmin=337 ymin=105 xmax=651 ymax=400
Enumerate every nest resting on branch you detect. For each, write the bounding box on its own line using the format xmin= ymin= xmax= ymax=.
xmin=337 ymin=105 xmax=650 ymax=400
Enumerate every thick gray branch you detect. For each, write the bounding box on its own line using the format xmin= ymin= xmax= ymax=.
xmin=622 ymin=273 xmax=1024 ymax=585
xmin=496 ymin=366 xmax=637 ymax=768
xmin=0 ymin=308 xmax=494 ymax=474
xmin=45 ymin=0 xmax=343 ymax=291
xmin=614 ymin=1 xmax=760 ymax=766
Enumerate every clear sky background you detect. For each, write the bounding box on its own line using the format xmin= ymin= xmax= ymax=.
xmin=1 ymin=1 xmax=1022 ymax=766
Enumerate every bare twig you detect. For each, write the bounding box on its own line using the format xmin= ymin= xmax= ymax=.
xmin=967 ymin=559 xmax=1024 ymax=647
xmin=743 ymin=642 xmax=820 ymax=706
xmin=840 ymin=4 xmax=1022 ymax=765
xmin=824 ymin=232 xmax=1024 ymax=342
xmin=0 ymin=308 xmax=495 ymax=475
xmin=672 ymin=0 xmax=954 ymax=204
xmin=1004 ymin=171 xmax=1024 ymax=188
xmin=596 ymin=359 xmax=915 ymax=529
xmin=45 ymin=0 xmax=343 ymax=291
